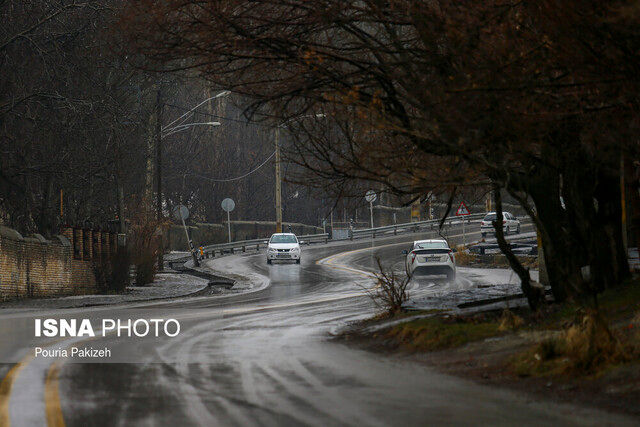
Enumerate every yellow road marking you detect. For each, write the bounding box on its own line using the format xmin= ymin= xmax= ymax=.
xmin=316 ymin=223 xmax=533 ymax=277
xmin=5 ymin=222 xmax=533 ymax=427
xmin=0 ymin=355 xmax=33 ymax=427
xmin=45 ymin=362 xmax=65 ymax=427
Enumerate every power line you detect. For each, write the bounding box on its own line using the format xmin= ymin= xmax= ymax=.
xmin=164 ymin=102 xmax=258 ymax=125
xmin=184 ymin=151 xmax=276 ymax=182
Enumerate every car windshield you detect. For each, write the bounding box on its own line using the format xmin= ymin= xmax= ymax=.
xmin=270 ymin=234 xmax=297 ymax=244
xmin=483 ymin=213 xmax=497 ymax=221
xmin=415 ymin=241 xmax=448 ymax=249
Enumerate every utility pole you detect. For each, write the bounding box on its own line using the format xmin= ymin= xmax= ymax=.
xmin=156 ymin=87 xmax=164 ymax=271
xmin=369 ymin=200 xmax=374 ymax=229
xmin=621 ymin=153 xmax=628 ymax=254
xmin=275 ymin=126 xmax=283 ymax=233
xmin=330 ymin=210 xmax=333 ymax=237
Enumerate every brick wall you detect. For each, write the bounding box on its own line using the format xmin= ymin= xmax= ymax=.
xmin=0 ymin=226 xmax=107 ymax=301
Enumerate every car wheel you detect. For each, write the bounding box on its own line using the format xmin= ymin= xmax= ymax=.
xmin=296 ymin=259 xmax=301 ymax=264
xmin=447 ymin=270 xmax=455 ymax=282
xmin=267 ymin=259 xmax=272 ymax=265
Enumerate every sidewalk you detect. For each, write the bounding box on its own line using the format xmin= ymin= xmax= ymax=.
xmin=0 ymin=272 xmax=209 ymax=310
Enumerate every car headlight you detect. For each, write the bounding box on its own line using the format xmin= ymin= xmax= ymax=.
xmin=268 ymin=248 xmax=277 ymax=252
xmin=291 ymin=247 xmax=300 ymax=252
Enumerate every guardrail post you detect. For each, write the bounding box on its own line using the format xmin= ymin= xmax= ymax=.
xmin=242 ymin=245 xmax=246 ymax=252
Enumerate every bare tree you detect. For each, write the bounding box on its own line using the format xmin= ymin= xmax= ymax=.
xmin=121 ymin=0 xmax=639 ymax=306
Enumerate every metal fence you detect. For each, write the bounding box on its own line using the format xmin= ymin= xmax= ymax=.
xmin=196 ymin=213 xmax=489 ymax=258
xmin=200 ymin=232 xmax=329 ymax=258
xmin=348 ymin=213 xmax=486 ymax=240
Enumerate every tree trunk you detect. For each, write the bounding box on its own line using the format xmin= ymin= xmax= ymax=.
xmin=493 ymin=184 xmax=545 ymax=310
xmin=37 ymin=176 xmax=55 ymax=236
xmin=507 ymin=142 xmax=629 ymax=307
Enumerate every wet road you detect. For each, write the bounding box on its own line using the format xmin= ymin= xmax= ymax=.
xmin=1 ymin=223 xmax=636 ymax=426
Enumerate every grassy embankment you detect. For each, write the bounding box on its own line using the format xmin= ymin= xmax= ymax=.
xmin=375 ymin=279 xmax=640 ymax=378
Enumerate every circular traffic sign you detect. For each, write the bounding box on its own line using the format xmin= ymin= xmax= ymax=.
xmin=172 ymin=205 xmax=189 ymax=221
xmin=221 ymin=198 xmax=235 ymax=212
xmin=365 ymin=190 xmax=377 ymax=203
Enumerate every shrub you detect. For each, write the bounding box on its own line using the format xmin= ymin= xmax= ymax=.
xmin=564 ymin=309 xmax=625 ymax=372
xmin=513 ymin=309 xmax=631 ymax=376
xmin=364 ymin=257 xmax=410 ymax=316
xmin=127 ymin=204 xmax=165 ymax=285
xmin=92 ymin=248 xmax=130 ymax=293
xmin=134 ymin=247 xmax=157 ymax=285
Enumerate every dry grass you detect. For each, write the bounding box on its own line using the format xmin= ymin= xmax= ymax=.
xmin=452 ymin=246 xmax=475 ymax=266
xmin=454 ymin=247 xmax=538 ymax=269
xmin=498 ymin=309 xmax=525 ymax=332
xmin=361 ymin=276 xmax=640 ymax=382
xmin=384 ymin=314 xmax=502 ymax=351
xmin=512 ymin=309 xmax=639 ymax=377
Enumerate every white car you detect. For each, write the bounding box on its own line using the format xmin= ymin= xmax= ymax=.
xmin=403 ymin=239 xmax=456 ymax=281
xmin=480 ymin=212 xmax=520 ymax=237
xmin=266 ymin=233 xmax=301 ymax=264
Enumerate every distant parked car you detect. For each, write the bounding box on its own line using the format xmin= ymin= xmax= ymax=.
xmin=403 ymin=239 xmax=456 ymax=281
xmin=266 ymin=233 xmax=301 ymax=264
xmin=480 ymin=212 xmax=520 ymax=237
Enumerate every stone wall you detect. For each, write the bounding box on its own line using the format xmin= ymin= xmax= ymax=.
xmin=167 ymin=221 xmax=323 ymax=251
xmin=0 ymin=225 xmax=116 ymax=301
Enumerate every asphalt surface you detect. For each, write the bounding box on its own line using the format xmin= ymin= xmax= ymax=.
xmin=1 ymin=222 xmax=636 ymax=426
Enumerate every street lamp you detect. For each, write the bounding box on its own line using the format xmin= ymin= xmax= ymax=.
xmin=162 ymin=121 xmax=221 ymax=138
xmin=274 ymin=113 xmax=326 ymax=233
xmin=162 ymin=91 xmax=230 ymax=132
xmin=156 ymin=91 xmax=228 ymax=270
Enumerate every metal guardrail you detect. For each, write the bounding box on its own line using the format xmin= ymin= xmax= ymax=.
xmin=201 ymin=233 xmax=329 ymax=258
xmin=348 ymin=213 xmax=486 ymax=240
xmin=197 ymin=213 xmax=492 ymax=259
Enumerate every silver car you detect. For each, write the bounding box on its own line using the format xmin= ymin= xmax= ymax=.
xmin=480 ymin=212 xmax=520 ymax=237
xmin=403 ymin=239 xmax=456 ymax=281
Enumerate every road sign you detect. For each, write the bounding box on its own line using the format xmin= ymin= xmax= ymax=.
xmin=455 ymin=201 xmax=470 ymax=216
xmin=172 ymin=205 xmax=189 ymax=221
xmin=221 ymin=198 xmax=235 ymax=212
xmin=221 ymin=198 xmax=235 ymax=243
xmin=365 ymin=190 xmax=377 ymax=229
xmin=365 ymin=190 xmax=377 ymax=203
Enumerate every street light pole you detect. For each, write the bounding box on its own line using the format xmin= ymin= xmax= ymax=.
xmin=156 ymin=87 xmax=164 ymax=271
xmin=275 ymin=126 xmax=283 ymax=233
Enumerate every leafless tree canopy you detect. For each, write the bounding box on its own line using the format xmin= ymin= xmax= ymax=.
xmin=0 ymin=0 xmax=333 ymax=236
xmin=122 ymin=0 xmax=640 ymax=303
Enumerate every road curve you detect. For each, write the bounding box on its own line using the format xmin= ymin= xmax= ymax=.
xmin=1 ymin=224 xmax=636 ymax=426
